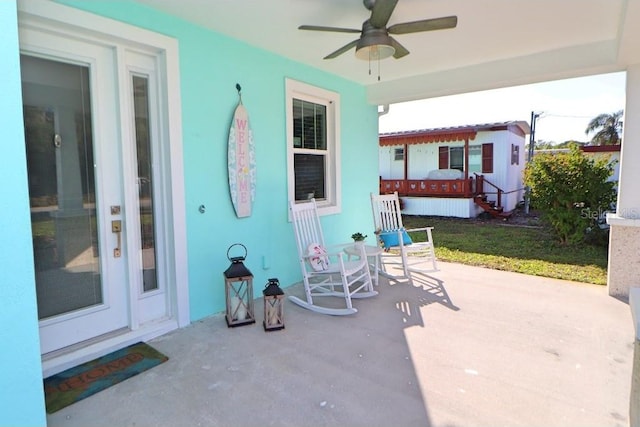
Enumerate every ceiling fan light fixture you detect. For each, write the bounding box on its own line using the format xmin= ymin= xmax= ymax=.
xmin=355 ymin=33 xmax=395 ymax=60
xmin=355 ymin=43 xmax=395 ymax=60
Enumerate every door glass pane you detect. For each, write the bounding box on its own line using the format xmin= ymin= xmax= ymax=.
xmin=132 ymin=75 xmax=158 ymax=292
xmin=21 ymin=55 xmax=102 ymax=320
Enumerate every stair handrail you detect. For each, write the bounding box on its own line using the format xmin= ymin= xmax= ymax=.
xmin=473 ymin=173 xmax=504 ymax=208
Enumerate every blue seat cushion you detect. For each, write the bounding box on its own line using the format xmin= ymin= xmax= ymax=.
xmin=379 ymin=229 xmax=412 ymax=248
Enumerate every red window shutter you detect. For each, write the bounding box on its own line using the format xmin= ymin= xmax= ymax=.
xmin=439 ymin=146 xmax=449 ymax=169
xmin=482 ymin=143 xmax=493 ymax=173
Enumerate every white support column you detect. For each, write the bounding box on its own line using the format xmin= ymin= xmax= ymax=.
xmin=630 ymin=288 xmax=640 ymax=427
xmin=607 ymin=65 xmax=640 ymax=300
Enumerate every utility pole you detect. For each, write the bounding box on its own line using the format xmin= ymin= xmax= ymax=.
xmin=525 ymin=111 xmax=541 ymax=214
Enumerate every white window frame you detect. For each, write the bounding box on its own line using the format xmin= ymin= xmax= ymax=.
xmin=286 ymin=79 xmax=341 ymax=216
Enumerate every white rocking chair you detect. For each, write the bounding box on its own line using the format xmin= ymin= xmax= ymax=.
xmin=370 ymin=191 xmax=438 ymax=281
xmin=289 ymin=199 xmax=377 ymax=315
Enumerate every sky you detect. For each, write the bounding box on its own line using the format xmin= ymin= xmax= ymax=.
xmin=378 ymin=72 xmax=626 ymax=144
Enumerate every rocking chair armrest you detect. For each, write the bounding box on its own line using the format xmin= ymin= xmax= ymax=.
xmin=405 ymin=226 xmax=434 ymax=233
xmin=301 ymin=249 xmax=346 ymax=260
xmin=324 ymin=242 xmax=365 ymax=252
xmin=325 ymin=250 xmax=347 ymax=258
xmin=376 ymin=230 xmax=403 ymax=237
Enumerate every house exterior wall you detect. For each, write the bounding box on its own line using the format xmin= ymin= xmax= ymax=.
xmin=408 ymin=143 xmax=439 ymax=179
xmin=2 ymin=1 xmax=379 ymax=425
xmin=583 ymin=149 xmax=621 ymax=183
xmin=56 ymin=0 xmax=379 ymax=316
xmin=379 ymin=145 xmax=405 ymax=179
xmin=0 ymin=2 xmax=48 ymax=425
xmin=498 ymin=130 xmax=526 ymax=211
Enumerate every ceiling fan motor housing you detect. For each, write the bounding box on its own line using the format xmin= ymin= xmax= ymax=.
xmin=355 ymin=25 xmax=396 ymax=60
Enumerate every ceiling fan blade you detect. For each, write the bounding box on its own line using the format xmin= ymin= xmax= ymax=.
xmin=388 ymin=15 xmax=458 ymax=34
xmin=323 ymin=39 xmax=360 ymax=59
xmin=369 ymin=0 xmax=398 ymax=28
xmin=390 ymin=37 xmax=409 ymax=59
xmin=298 ymin=25 xmax=361 ymax=34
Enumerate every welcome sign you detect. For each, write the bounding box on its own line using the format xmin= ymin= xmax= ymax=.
xmin=228 ymin=103 xmax=256 ymax=218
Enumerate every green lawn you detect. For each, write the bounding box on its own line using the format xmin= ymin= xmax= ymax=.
xmin=402 ymin=215 xmax=609 ymax=285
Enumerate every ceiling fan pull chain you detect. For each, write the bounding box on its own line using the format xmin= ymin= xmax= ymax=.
xmin=378 ymin=56 xmax=381 ymax=81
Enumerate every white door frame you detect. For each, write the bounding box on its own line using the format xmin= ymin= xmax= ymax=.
xmin=18 ymin=0 xmax=189 ymax=377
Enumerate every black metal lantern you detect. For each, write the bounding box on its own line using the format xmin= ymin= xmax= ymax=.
xmin=224 ymin=244 xmax=255 ymax=327
xmin=262 ymin=278 xmax=285 ymax=331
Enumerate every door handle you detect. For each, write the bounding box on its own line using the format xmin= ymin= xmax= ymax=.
xmin=112 ymin=220 xmax=122 ymax=258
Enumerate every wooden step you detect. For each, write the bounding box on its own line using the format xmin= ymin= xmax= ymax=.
xmin=474 ymin=194 xmax=508 ymax=218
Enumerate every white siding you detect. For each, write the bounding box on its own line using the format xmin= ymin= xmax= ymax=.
xmin=379 ymin=146 xmax=404 ymax=179
xmin=408 ymin=144 xmax=439 ymax=179
xmin=584 ymin=151 xmax=621 ymax=183
xmin=401 ymin=197 xmax=481 ymax=218
xmin=462 ymin=130 xmax=525 ymax=212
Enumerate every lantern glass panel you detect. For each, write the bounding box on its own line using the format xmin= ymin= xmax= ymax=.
xmin=225 ymin=275 xmax=255 ymax=327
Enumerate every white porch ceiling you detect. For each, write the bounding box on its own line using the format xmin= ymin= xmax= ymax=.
xmin=137 ymin=0 xmax=640 ymax=105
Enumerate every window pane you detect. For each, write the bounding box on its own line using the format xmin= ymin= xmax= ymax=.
xmin=468 ymin=145 xmax=482 ymax=173
xmin=294 ymin=153 xmax=325 ymax=201
xmin=293 ymin=98 xmax=326 ymax=150
xmin=450 ymin=147 xmax=464 ymax=171
xmin=132 ymin=75 xmax=158 ymax=293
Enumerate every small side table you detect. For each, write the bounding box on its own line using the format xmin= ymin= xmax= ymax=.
xmin=344 ymin=244 xmax=383 ymax=287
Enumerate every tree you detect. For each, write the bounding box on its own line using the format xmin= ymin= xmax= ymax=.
xmin=523 ymin=145 xmax=616 ymax=245
xmin=585 ymin=110 xmax=623 ymax=145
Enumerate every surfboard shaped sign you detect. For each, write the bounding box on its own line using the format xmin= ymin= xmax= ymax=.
xmin=228 ymin=103 xmax=256 ymax=218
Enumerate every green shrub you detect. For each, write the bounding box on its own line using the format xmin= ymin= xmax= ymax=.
xmin=523 ymin=145 xmax=616 ymax=245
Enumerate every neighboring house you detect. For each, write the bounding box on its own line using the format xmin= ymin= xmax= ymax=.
xmin=582 ymin=145 xmax=622 ymax=183
xmin=530 ymin=145 xmax=621 ymax=183
xmin=379 ymin=121 xmax=530 ymax=218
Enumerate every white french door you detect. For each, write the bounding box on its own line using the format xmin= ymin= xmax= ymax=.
xmin=20 ymin=21 xmax=170 ymax=355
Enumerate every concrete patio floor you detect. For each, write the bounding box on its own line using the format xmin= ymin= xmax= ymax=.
xmin=47 ymin=261 xmax=634 ymax=427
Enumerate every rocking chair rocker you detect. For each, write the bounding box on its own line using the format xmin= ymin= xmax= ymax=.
xmin=289 ymin=199 xmax=377 ymax=315
xmin=371 ymin=191 xmax=438 ymax=281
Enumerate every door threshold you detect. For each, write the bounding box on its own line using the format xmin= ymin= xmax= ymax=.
xmin=41 ymin=318 xmax=178 ymax=378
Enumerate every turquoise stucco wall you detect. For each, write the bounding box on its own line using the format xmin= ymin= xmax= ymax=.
xmin=56 ymin=0 xmax=380 ymax=320
xmin=0 ymin=1 xmax=48 ymax=426
xmin=4 ymin=1 xmax=377 ymax=425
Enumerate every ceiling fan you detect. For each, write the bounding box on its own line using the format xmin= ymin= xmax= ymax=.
xmin=299 ymin=0 xmax=457 ymax=61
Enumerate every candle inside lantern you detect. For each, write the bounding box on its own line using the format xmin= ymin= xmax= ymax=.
xmin=267 ymin=302 xmax=278 ymax=326
xmin=231 ymin=296 xmax=246 ymax=320
xmin=262 ymin=278 xmax=284 ymax=331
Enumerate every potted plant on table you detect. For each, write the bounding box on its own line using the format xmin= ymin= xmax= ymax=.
xmin=351 ymin=232 xmax=367 ymax=248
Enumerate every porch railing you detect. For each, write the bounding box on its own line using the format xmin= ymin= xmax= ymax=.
xmin=380 ymin=175 xmax=522 ymax=215
xmin=379 ymin=177 xmax=476 ymax=198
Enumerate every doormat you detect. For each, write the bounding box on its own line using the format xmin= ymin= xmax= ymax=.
xmin=44 ymin=342 xmax=168 ymax=413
